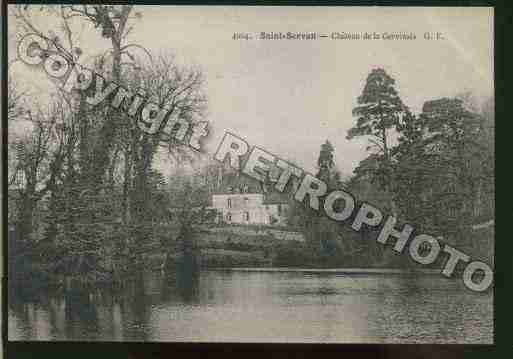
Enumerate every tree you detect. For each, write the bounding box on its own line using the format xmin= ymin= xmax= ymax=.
xmin=420 ymin=98 xmax=488 ymax=234
xmin=348 ymin=69 xmax=405 ymax=157
xmin=391 ymin=97 xmax=491 ymax=239
xmin=7 ymin=95 xmax=78 ymax=286
xmin=7 ymin=79 xmax=25 ymax=122
xmin=8 ymin=103 xmax=67 ymax=243
xmin=316 ymin=140 xmax=335 ymax=184
xmin=287 ymin=141 xmax=344 ymax=259
xmin=347 ymin=68 xmax=406 ymax=197
xmin=9 ymin=6 xmax=209 ymax=286
xmin=388 ymin=111 xmax=430 ymax=227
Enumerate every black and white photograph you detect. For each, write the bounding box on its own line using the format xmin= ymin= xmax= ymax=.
xmin=5 ymin=5 xmax=494 ymax=344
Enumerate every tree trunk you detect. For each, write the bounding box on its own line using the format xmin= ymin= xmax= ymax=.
xmin=122 ymin=143 xmax=132 ymax=225
xmin=17 ymin=189 xmax=35 ymax=242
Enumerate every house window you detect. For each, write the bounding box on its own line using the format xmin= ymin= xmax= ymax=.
xmin=447 ymin=206 xmax=458 ymax=218
xmin=227 ymin=198 xmax=232 ymax=208
xmin=244 ymin=197 xmax=249 ymax=206
xmin=446 ymin=182 xmax=457 ymax=194
xmin=226 ymin=212 xmax=232 ymax=222
xmin=244 ymin=212 xmax=250 ymax=221
xmin=278 ymin=204 xmax=282 ymax=215
xmin=465 ymin=159 xmax=472 ymax=170
xmin=473 ymin=205 xmax=481 ymax=217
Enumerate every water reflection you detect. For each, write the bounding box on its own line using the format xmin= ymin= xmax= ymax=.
xmin=64 ymin=289 xmax=99 ymax=340
xmin=8 ymin=270 xmax=493 ymax=343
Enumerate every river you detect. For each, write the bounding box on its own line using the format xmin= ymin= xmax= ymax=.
xmin=8 ymin=268 xmax=493 ymax=343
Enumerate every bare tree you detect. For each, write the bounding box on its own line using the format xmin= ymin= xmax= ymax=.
xmin=9 ymin=5 xmax=209 ymax=284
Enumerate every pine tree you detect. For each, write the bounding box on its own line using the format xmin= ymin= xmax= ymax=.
xmin=348 ymin=69 xmax=405 ymax=158
xmin=347 ymin=68 xmax=406 ymax=194
xmin=316 ymin=140 xmax=335 ymax=185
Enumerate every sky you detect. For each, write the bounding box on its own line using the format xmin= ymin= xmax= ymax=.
xmin=8 ymin=6 xmax=494 ymax=178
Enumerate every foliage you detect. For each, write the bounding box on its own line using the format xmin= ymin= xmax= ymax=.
xmin=347 ymin=68 xmax=405 ymax=158
xmin=391 ymin=97 xmax=493 ymax=237
xmin=8 ymin=5 xmax=209 ymax=287
xmin=347 ymin=68 xmax=494 ymax=259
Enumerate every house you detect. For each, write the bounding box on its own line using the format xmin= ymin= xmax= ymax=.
xmin=212 ymin=190 xmax=288 ymax=225
xmin=207 ymin=158 xmax=296 ymax=226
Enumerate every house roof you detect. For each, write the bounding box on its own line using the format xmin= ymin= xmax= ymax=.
xmin=211 ymin=172 xmax=290 ymax=204
xmin=212 ymin=172 xmax=263 ymax=195
xmin=262 ymin=189 xmax=290 ymax=204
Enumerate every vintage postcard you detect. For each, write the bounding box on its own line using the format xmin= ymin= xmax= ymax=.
xmin=6 ymin=5 xmax=493 ymax=343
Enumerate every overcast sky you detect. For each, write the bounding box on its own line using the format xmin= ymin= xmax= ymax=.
xmin=8 ymin=6 xmax=493 ymax=177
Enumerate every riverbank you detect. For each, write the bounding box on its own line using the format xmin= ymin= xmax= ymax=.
xmin=206 ymin=267 xmax=443 ymax=274
xmin=144 ymin=222 xmax=494 ymax=272
xmin=8 ymin=221 xmax=493 ymax=294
